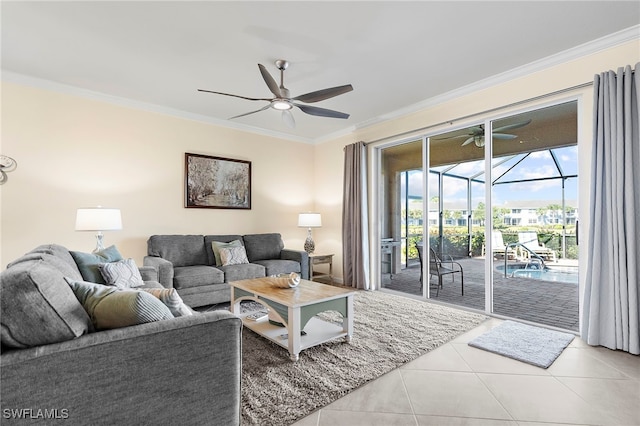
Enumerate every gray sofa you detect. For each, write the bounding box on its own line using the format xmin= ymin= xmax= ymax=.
xmin=144 ymin=233 xmax=309 ymax=307
xmin=0 ymin=244 xmax=242 ymax=425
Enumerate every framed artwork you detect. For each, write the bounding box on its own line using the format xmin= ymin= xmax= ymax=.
xmin=185 ymin=153 xmax=251 ymax=209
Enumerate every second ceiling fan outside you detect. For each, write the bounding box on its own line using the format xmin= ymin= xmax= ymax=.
xmin=437 ymin=119 xmax=532 ymax=147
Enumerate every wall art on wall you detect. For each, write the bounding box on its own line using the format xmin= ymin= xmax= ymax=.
xmin=185 ymin=153 xmax=251 ymax=209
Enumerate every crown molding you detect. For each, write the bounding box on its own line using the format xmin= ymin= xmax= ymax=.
xmin=3 ymin=25 xmax=637 ymax=146
xmin=0 ymin=71 xmax=315 ymax=145
xmin=322 ymin=24 xmax=640 ymax=144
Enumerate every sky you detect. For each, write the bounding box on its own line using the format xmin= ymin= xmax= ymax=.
xmin=402 ymin=145 xmax=579 ymax=209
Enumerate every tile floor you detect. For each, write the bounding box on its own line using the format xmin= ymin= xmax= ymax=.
xmin=292 ymin=318 xmax=640 ymax=426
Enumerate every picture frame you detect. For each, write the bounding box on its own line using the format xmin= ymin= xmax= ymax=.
xmin=185 ymin=153 xmax=251 ymax=209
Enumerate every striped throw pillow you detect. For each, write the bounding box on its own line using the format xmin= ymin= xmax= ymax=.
xmin=65 ymin=278 xmax=173 ymax=330
xmin=141 ymin=288 xmax=193 ymax=317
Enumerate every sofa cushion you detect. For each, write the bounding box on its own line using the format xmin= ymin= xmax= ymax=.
xmin=205 ymin=235 xmax=243 ymax=266
xmin=0 ymin=260 xmax=92 ymax=348
xmin=70 ymin=245 xmax=124 ymax=284
xmin=141 ymin=288 xmax=193 ymax=317
xmin=7 ymin=244 xmax=84 ymax=281
xmin=66 ymin=278 xmax=174 ymax=330
xmin=6 ymin=252 xmax=84 ymax=282
xmin=242 ymin=233 xmax=284 ymax=262
xmin=219 ymin=263 xmax=265 ymax=282
xmin=147 ymin=235 xmax=207 ymax=267
xmin=220 ymin=246 xmax=250 ymax=266
xmin=99 ymin=258 xmax=145 ymax=289
xmin=211 ymin=239 xmax=243 ymax=266
xmin=252 ymin=259 xmax=301 ymax=277
xmin=173 ymin=265 xmax=224 ymax=289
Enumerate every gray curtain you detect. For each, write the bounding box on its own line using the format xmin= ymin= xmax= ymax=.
xmin=582 ymin=63 xmax=639 ymax=355
xmin=342 ymin=141 xmax=371 ymax=290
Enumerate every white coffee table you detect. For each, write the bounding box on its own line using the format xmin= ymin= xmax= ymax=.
xmin=230 ymin=277 xmax=356 ymax=361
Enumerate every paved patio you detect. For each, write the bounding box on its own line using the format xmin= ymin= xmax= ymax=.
xmin=381 ymin=257 xmax=579 ymax=332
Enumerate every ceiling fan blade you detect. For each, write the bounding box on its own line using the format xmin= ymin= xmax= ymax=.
xmin=461 ymin=137 xmax=476 ymax=146
xmin=258 ymin=63 xmax=282 ymax=98
xmin=282 ymin=110 xmax=296 ymax=128
xmin=433 ymin=134 xmax=468 ymax=141
xmin=294 ymin=103 xmax=350 ymax=119
xmin=492 ymin=133 xmax=518 ymax=140
xmin=493 ymin=119 xmax=531 ymax=133
xmin=198 ymin=89 xmax=271 ymax=102
xmin=229 ymin=104 xmax=271 ymax=119
xmin=293 ymin=84 xmax=354 ymax=103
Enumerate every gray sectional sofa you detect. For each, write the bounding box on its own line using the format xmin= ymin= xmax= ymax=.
xmin=144 ymin=233 xmax=309 ymax=307
xmin=0 ymin=244 xmax=242 ymax=425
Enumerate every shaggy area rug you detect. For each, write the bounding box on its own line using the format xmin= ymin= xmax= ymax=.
xmin=238 ymin=290 xmax=487 ymax=425
xmin=468 ymin=320 xmax=575 ymax=368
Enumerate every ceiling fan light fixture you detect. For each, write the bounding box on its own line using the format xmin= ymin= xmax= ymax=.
xmin=199 ymin=59 xmax=352 ymax=124
xmin=474 ymin=136 xmax=485 ymax=147
xmin=271 ymin=99 xmax=292 ymax=110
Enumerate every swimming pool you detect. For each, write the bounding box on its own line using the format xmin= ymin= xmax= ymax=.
xmin=496 ymin=263 xmax=579 ymax=284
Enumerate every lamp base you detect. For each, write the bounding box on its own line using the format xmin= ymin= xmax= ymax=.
xmin=93 ymin=232 xmax=105 ymax=253
xmin=304 ymin=229 xmax=315 ymax=254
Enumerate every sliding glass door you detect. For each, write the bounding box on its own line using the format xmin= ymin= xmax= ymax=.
xmin=490 ymin=102 xmax=579 ymax=331
xmin=379 ymin=140 xmax=423 ymax=296
xmin=377 ymin=100 xmax=580 ymax=332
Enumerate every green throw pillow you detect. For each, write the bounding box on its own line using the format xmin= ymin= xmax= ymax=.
xmin=211 ymin=240 xmax=242 ymax=266
xmin=65 ymin=278 xmax=174 ymax=330
xmin=70 ymin=245 xmax=123 ymax=284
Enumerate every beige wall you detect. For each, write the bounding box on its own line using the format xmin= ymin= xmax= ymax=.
xmin=315 ymin=39 xmax=639 ymax=285
xmin=0 ymin=82 xmax=315 ymax=265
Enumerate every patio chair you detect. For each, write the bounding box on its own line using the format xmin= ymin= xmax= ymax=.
xmin=417 ymin=243 xmax=463 ymax=296
xmin=518 ymin=232 xmax=557 ymax=262
xmin=481 ymin=231 xmax=516 ymax=260
xmin=416 ymin=243 xmax=440 ymax=295
xmin=430 ymin=247 xmax=464 ymax=296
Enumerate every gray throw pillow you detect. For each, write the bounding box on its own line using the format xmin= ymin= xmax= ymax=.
xmin=99 ymin=258 xmax=145 ymax=289
xmin=66 ymin=278 xmax=174 ymax=330
xmin=219 ymin=246 xmax=250 ymax=266
xmin=211 ymin=239 xmax=242 ymax=266
xmin=70 ymin=245 xmax=123 ymax=284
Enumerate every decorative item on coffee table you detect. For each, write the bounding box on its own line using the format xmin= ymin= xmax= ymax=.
xmin=271 ymin=272 xmax=301 ymax=288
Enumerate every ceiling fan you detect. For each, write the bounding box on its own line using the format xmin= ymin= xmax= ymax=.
xmin=198 ymin=59 xmax=353 ymax=128
xmin=437 ymin=119 xmax=532 ymax=147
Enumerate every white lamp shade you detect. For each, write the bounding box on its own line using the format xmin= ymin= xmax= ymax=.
xmin=298 ymin=213 xmax=322 ymax=228
xmin=75 ymin=208 xmax=122 ymax=231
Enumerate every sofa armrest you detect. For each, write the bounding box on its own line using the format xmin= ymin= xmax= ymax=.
xmin=138 ymin=265 xmax=158 ymax=282
xmin=1 ymin=311 xmax=242 ymax=425
xmin=281 ymin=249 xmax=309 ymax=280
xmin=143 ymin=255 xmax=174 ymax=288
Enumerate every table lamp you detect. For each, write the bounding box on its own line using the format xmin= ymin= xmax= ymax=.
xmin=75 ymin=207 xmax=122 ymax=253
xmin=298 ymin=213 xmax=321 ymax=254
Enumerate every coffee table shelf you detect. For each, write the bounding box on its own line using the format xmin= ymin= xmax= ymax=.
xmin=240 ymin=313 xmax=348 ymax=352
xmin=230 ymin=277 xmax=356 ymax=361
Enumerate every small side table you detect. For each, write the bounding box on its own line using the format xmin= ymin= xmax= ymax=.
xmin=309 ymin=254 xmax=334 ymax=284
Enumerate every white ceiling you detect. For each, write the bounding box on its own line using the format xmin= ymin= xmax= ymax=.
xmin=2 ymin=1 xmax=639 ymax=143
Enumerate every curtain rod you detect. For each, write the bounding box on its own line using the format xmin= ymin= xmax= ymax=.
xmin=363 ymin=80 xmax=594 ymax=146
